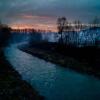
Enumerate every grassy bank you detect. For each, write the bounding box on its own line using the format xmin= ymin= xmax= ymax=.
xmin=0 ymin=49 xmax=44 ymax=100
xmin=19 ymin=42 xmax=100 ymax=78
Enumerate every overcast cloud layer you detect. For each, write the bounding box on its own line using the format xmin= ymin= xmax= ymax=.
xmin=0 ymin=0 xmax=100 ymax=30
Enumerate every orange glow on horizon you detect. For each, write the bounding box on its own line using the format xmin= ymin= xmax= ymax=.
xmin=8 ymin=14 xmax=57 ymax=32
xmin=10 ymin=23 xmax=57 ymax=32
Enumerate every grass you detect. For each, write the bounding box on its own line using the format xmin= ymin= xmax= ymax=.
xmin=0 ymin=48 xmax=44 ymax=100
xmin=19 ymin=42 xmax=100 ymax=79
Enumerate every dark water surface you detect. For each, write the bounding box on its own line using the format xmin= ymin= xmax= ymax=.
xmin=4 ymin=45 xmax=100 ymax=100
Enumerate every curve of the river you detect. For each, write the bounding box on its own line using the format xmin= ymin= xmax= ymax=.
xmin=4 ymin=45 xmax=100 ymax=100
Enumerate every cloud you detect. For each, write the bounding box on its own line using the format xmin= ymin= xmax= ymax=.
xmin=0 ymin=0 xmax=99 ymax=31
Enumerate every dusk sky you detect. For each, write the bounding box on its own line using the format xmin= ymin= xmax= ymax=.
xmin=0 ymin=0 xmax=100 ymax=31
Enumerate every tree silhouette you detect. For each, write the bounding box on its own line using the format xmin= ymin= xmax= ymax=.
xmin=57 ymin=17 xmax=66 ymax=43
xmin=0 ymin=23 xmax=11 ymax=47
xmin=90 ymin=16 xmax=100 ymax=28
xmin=73 ymin=20 xmax=82 ymax=31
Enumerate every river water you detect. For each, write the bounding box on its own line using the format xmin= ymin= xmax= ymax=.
xmin=4 ymin=45 xmax=100 ymax=100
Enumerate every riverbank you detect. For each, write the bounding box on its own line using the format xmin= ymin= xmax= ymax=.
xmin=0 ymin=49 xmax=44 ymax=100
xmin=19 ymin=42 xmax=100 ymax=78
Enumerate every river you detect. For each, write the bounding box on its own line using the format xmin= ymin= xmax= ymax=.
xmin=4 ymin=45 xmax=100 ymax=100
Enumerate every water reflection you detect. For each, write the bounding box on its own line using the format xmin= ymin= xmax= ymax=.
xmin=5 ymin=46 xmax=100 ymax=100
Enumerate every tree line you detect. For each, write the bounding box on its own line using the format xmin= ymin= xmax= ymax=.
xmin=0 ymin=22 xmax=11 ymax=47
xmin=57 ymin=16 xmax=100 ymax=44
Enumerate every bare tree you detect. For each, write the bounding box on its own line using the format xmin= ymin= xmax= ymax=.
xmin=73 ymin=20 xmax=82 ymax=31
xmin=91 ymin=16 xmax=100 ymax=27
xmin=57 ymin=17 xmax=66 ymax=43
xmin=0 ymin=21 xmax=11 ymax=47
